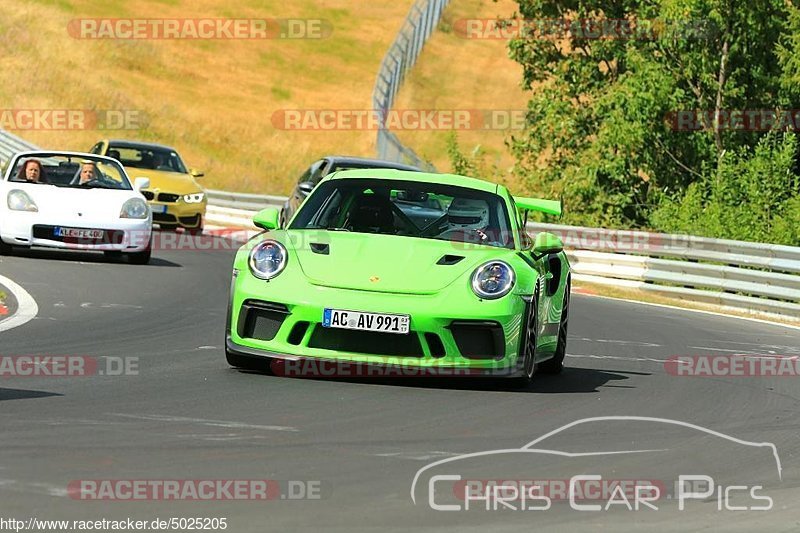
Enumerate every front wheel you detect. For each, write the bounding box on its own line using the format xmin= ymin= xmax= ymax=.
xmin=540 ymin=281 xmax=570 ymax=374
xmin=0 ymin=239 xmax=12 ymax=255
xmin=512 ymin=291 xmax=538 ymax=388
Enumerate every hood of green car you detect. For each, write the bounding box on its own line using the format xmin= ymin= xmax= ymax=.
xmin=284 ymin=231 xmax=508 ymax=294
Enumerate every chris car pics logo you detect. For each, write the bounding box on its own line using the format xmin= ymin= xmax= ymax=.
xmin=411 ymin=416 xmax=781 ymax=512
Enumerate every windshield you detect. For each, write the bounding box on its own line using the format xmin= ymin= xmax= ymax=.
xmin=108 ymin=145 xmax=188 ymax=174
xmin=290 ymin=178 xmax=515 ymax=249
xmin=7 ymin=153 xmax=132 ymax=190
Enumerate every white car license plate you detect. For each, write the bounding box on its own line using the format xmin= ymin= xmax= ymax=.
xmin=322 ymin=308 xmax=410 ymax=334
xmin=55 ymin=227 xmax=104 ymax=239
xmin=151 ymin=204 xmax=167 ymax=214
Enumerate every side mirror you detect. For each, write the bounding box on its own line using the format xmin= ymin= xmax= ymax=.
xmin=190 ymin=168 xmax=204 ymax=178
xmin=532 ymin=232 xmax=564 ymax=257
xmin=253 ymin=207 xmax=280 ymax=231
xmin=134 ymin=177 xmax=150 ymax=191
xmin=298 ymin=181 xmax=315 ymax=195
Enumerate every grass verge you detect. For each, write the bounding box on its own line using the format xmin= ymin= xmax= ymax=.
xmin=574 ymin=281 xmax=800 ymax=328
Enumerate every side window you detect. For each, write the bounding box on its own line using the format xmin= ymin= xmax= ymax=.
xmin=90 ymin=142 xmax=104 ymax=155
xmin=509 ymin=196 xmax=530 ymax=249
xmin=312 ymin=160 xmax=329 ymax=184
xmin=297 ymin=167 xmax=312 ymax=185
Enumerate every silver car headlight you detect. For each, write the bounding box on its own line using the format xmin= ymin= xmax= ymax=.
xmin=7 ymin=190 xmax=38 ymax=212
xmin=471 ymin=261 xmax=515 ymax=300
xmin=120 ymin=198 xmax=149 ymax=219
xmin=248 ymin=240 xmax=287 ymax=280
xmin=183 ymin=193 xmax=205 ymax=203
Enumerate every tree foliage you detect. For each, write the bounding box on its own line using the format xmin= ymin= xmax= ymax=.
xmin=506 ymin=0 xmax=800 ymax=242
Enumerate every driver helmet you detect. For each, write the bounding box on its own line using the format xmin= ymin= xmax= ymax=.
xmin=447 ymin=198 xmax=490 ymax=230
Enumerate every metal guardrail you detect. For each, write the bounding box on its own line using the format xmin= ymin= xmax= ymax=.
xmin=372 ymin=0 xmax=451 ymax=170
xmin=202 ymin=198 xmax=800 ymax=321
xmin=205 ymin=189 xmax=285 ymax=212
xmin=0 ymin=130 xmax=38 ymax=172
xmin=524 ymin=222 xmax=800 ymax=320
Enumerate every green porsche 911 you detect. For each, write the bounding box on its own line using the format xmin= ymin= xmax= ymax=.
xmin=225 ymin=169 xmax=571 ymax=385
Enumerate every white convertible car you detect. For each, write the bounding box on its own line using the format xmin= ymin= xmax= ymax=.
xmin=0 ymin=151 xmax=153 ymax=264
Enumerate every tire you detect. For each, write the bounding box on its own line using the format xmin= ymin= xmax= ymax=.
xmin=512 ymin=290 xmax=538 ymax=388
xmin=540 ymin=281 xmax=570 ymax=375
xmin=0 ymin=238 xmax=12 ymax=256
xmin=225 ymin=347 xmax=273 ymax=373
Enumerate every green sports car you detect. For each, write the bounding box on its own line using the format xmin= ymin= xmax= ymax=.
xmin=225 ymin=169 xmax=571 ymax=385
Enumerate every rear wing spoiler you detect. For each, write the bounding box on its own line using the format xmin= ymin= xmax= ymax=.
xmin=514 ymin=197 xmax=562 ymax=217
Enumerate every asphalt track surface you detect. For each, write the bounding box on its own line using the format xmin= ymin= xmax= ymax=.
xmin=1 ymin=234 xmax=799 ymax=532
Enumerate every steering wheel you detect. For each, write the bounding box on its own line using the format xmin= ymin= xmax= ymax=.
xmin=437 ymin=227 xmax=491 ymax=244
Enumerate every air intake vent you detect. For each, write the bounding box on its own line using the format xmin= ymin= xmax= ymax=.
xmin=310 ymin=243 xmax=329 ymax=255
xmin=436 ymin=255 xmax=464 ymax=266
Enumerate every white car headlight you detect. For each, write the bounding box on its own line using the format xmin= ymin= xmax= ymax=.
xmin=471 ymin=261 xmax=515 ymax=300
xmin=248 ymin=240 xmax=287 ymax=280
xmin=183 ymin=193 xmax=205 ymax=203
xmin=7 ymin=190 xmax=38 ymax=212
xmin=120 ymin=198 xmax=149 ymax=219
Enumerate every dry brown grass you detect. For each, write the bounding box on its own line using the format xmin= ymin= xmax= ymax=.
xmin=1 ymin=0 xmax=415 ymax=193
xmin=2 ymin=0 xmax=530 ymax=195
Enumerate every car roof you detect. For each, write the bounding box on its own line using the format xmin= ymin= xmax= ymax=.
xmin=322 ymin=156 xmax=421 ymax=172
xmin=105 ymin=139 xmax=178 ymax=152
xmin=326 ymin=168 xmax=500 ymax=194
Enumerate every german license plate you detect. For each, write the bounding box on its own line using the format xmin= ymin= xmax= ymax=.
xmin=151 ymin=204 xmax=167 ymax=214
xmin=54 ymin=227 xmax=104 ymax=239
xmin=322 ymin=308 xmax=410 ymax=334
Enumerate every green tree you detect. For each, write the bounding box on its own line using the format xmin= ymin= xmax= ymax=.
xmin=508 ymin=0 xmax=797 ymax=228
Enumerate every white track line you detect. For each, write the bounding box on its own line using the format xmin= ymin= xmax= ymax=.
xmin=0 ymin=274 xmax=38 ymax=333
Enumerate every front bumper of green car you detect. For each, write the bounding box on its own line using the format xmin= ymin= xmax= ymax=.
xmin=226 ymin=269 xmax=531 ymax=377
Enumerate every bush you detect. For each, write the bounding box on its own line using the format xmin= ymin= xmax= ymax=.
xmin=651 ymin=133 xmax=800 ymax=245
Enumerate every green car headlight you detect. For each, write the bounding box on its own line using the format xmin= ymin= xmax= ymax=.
xmin=7 ymin=189 xmax=38 ymax=212
xmin=248 ymin=240 xmax=287 ymax=280
xmin=120 ymin=198 xmax=149 ymax=219
xmin=183 ymin=193 xmax=205 ymax=204
xmin=471 ymin=261 xmax=515 ymax=299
